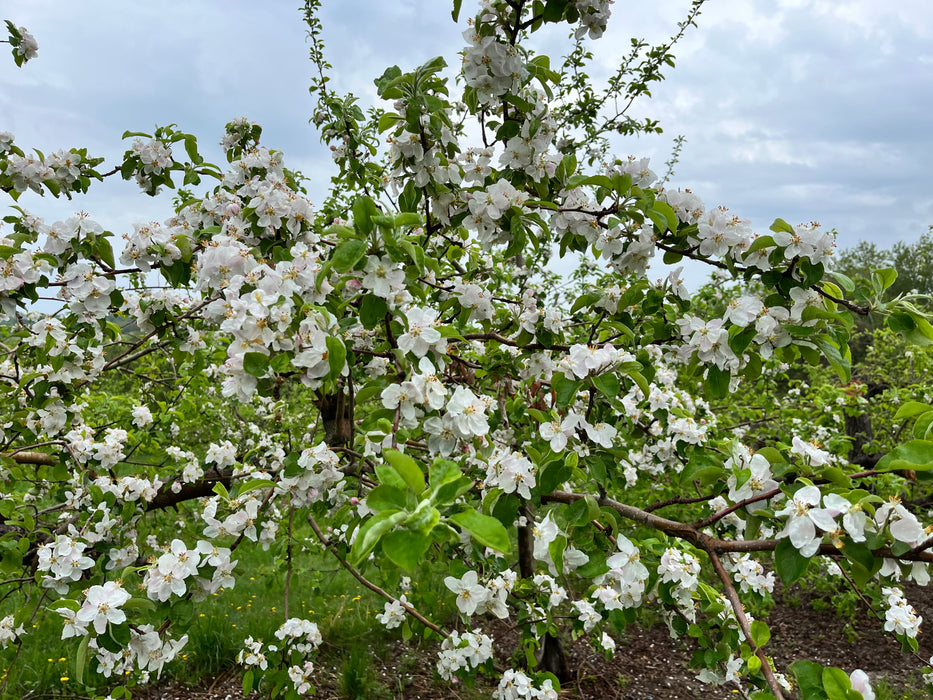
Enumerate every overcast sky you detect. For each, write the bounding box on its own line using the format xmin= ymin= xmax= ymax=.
xmin=3 ymin=1 xmax=932 ymax=287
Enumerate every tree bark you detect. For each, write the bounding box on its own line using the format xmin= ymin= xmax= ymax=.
xmin=518 ymin=503 xmax=570 ymax=684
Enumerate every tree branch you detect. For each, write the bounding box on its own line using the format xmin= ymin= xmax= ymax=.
xmin=306 ymin=513 xmax=446 ymax=636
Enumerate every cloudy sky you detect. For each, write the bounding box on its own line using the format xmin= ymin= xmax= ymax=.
xmin=3 ymin=1 xmax=932 ymax=286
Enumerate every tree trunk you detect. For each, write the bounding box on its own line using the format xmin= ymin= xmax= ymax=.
xmin=518 ymin=504 xmax=571 ymax=684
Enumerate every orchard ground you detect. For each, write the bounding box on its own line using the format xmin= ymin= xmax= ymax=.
xmin=131 ymin=583 xmax=932 ymax=700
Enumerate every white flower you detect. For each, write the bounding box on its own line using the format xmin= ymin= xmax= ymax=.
xmin=446 ymin=386 xmax=489 ymax=438
xmin=875 ymin=497 xmax=925 ymax=545
xmin=532 ymin=513 xmax=560 ymax=562
xmin=726 ymin=452 xmax=778 ymax=512
xmin=791 ymin=435 xmax=831 ymax=467
xmin=822 ymin=493 xmax=868 ymax=543
xmin=131 ymin=405 xmax=153 ymax=427
xmin=361 ymin=255 xmax=404 ymax=298
xmin=774 ymin=484 xmax=837 ymax=557
xmin=849 ymin=669 xmax=875 ymax=700
xmin=76 ymin=580 xmax=131 ymax=634
xmin=376 ymin=596 xmax=407 ymax=629
xmin=444 ymin=571 xmax=488 ymax=616
xmin=0 ymin=615 xmax=25 ymax=648
xmin=882 ymin=587 xmax=922 ymax=638
xmin=398 ymin=306 xmax=445 ymax=357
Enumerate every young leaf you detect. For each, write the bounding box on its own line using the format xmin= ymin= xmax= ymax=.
xmin=242 ymin=352 xmax=270 ymax=378
xmin=331 ymin=239 xmax=368 ymax=272
xmin=449 ymin=510 xmax=510 ymax=553
xmin=384 ymin=449 xmax=425 ymax=492
xmin=325 ymin=335 xmax=347 ymax=377
xmin=381 ymin=530 xmax=431 ymax=570
xmin=774 ymin=538 xmax=809 ymax=584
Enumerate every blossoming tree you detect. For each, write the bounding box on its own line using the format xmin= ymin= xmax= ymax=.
xmin=2 ymin=3 xmax=933 ymax=699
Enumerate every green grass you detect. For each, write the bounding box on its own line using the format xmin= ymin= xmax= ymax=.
xmin=0 ymin=529 xmax=460 ymax=699
xmin=873 ymin=675 xmax=932 ymax=700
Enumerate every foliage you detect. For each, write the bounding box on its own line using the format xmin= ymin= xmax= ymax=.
xmin=1 ymin=3 xmax=933 ymax=700
xmin=833 ymin=230 xmax=933 ymax=302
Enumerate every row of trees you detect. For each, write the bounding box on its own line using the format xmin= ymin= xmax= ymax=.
xmin=1 ymin=3 xmax=932 ymax=698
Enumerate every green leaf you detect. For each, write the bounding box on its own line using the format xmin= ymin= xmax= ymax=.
xmin=887 ymin=312 xmax=915 ymax=333
xmin=377 ymin=112 xmax=403 ymax=133
xmin=331 ymin=239 xmax=368 ymax=273
xmin=238 ymin=478 xmax=276 ymax=496
xmin=96 ymin=238 xmax=116 ymax=269
xmin=184 ymin=134 xmax=202 ymax=164
xmin=381 ymin=530 xmax=431 ymax=570
xmin=242 ymin=352 xmax=270 ymax=378
xmin=350 ymin=511 xmax=406 ymax=565
xmin=571 ymin=291 xmax=603 ymax=314
xmin=774 ymin=537 xmax=809 ymax=584
xmin=829 ymin=271 xmax=855 ymax=293
xmin=399 ymin=239 xmax=425 ymax=276
xmin=875 ymin=440 xmax=933 ymax=472
xmin=360 ymin=294 xmax=388 ymax=329
xmin=769 ymin=218 xmax=795 ymax=235
xmin=384 ymin=449 xmax=425 ymax=492
xmin=592 ymin=373 xmax=620 ymax=399
xmin=75 ymin=633 xmax=91 ymax=685
xmin=625 ymin=369 xmax=650 ymax=397
xmin=375 ymin=462 xmax=408 ymax=491
xmin=537 ymin=459 xmax=571 ymax=495
xmin=325 ymin=335 xmax=347 ymax=378
xmin=894 ymin=401 xmax=933 ymax=421
xmin=352 ymin=196 xmax=379 ymax=235
xmin=430 ymin=458 xmax=461 ymax=488
xmin=706 ymin=365 xmax=731 ymax=399
xmin=789 ymin=660 xmax=827 ymax=700
xmin=405 ymin=501 xmax=441 ymax=534
xmin=747 ymin=234 xmax=777 ymax=254
xmin=749 ymin=620 xmax=771 ymax=648
xmin=680 ymin=452 xmax=724 ymax=486
xmin=435 ymin=476 xmax=474 ymax=505
xmin=243 ymin=669 xmax=254 ymax=695
xmin=449 ymin=510 xmax=510 ymax=553
xmin=652 ymin=200 xmax=678 ymax=232
xmin=551 ymin=372 xmax=582 ymax=407
xmin=813 ymin=336 xmax=851 ymax=382
xmin=365 ymin=485 xmax=408 ymax=512
xmin=840 ymin=542 xmax=875 ymax=572
xmin=872 ymin=267 xmax=897 ymax=292
xmin=822 ymin=666 xmax=852 ymax=700
xmin=914 ymin=411 xmax=933 ymax=440
xmin=549 ymin=534 xmax=567 ymax=575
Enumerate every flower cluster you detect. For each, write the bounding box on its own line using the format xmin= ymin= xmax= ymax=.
xmin=494 ymin=669 xmax=559 ymax=699
xmin=36 ymin=534 xmax=95 ymax=594
xmin=444 ymin=569 xmax=516 ymax=619
xmin=657 ymin=548 xmax=702 ymax=620
xmin=462 ymin=25 xmax=525 ymax=106
xmin=0 ymin=614 xmax=24 ymax=649
xmin=882 ymin=587 xmax=922 ymax=639
xmin=436 ymin=628 xmax=494 ymax=680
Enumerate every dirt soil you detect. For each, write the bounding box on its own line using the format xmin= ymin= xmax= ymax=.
xmin=133 ymin=584 xmax=933 ymax=700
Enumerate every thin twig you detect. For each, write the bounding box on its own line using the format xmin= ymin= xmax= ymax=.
xmin=708 ymin=550 xmax=785 ymax=699
xmin=306 ymin=513 xmax=447 ymax=637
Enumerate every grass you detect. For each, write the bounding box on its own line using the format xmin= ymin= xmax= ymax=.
xmin=0 ymin=526 xmax=458 ymax=699
xmin=873 ymin=675 xmax=932 ymax=700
